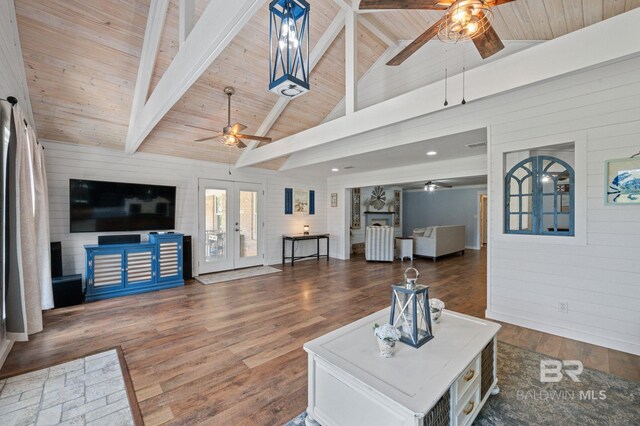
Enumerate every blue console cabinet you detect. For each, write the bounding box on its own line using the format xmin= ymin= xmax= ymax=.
xmin=85 ymin=233 xmax=184 ymax=302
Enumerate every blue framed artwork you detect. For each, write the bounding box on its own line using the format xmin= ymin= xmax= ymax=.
xmin=605 ymin=157 xmax=640 ymax=204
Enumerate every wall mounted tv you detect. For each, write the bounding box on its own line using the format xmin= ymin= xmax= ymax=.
xmin=70 ymin=179 xmax=176 ymax=233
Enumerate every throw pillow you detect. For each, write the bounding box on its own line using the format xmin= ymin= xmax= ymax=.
xmin=424 ymin=227 xmax=434 ymax=237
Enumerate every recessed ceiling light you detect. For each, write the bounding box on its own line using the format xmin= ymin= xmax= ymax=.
xmin=426 ymin=151 xmax=437 ymax=156
xmin=331 ymin=168 xmax=339 ymax=172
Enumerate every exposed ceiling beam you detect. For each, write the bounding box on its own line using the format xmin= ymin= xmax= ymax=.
xmin=284 ymin=43 xmax=399 ymax=167
xmin=234 ymin=7 xmax=347 ymax=166
xmin=125 ymin=0 xmax=267 ymax=154
xmin=179 ymin=0 xmax=196 ymax=46
xmin=235 ymin=8 xmax=640 ymax=168
xmin=333 ymin=0 xmax=397 ymax=46
xmin=124 ymin=0 xmax=170 ymax=157
xmin=345 ymin=8 xmax=358 ymax=115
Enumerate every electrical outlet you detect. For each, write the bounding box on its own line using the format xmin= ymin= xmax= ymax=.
xmin=558 ymin=302 xmax=569 ymax=313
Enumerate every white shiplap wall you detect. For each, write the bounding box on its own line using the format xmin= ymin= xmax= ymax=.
xmin=323 ymin=41 xmax=540 ymax=123
xmin=325 ymin=55 xmax=640 ymax=355
xmin=42 ymin=141 xmax=327 ymax=276
xmin=487 ymin=56 xmax=640 ymax=356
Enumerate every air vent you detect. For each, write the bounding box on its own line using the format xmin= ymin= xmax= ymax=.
xmin=465 ymin=142 xmax=487 ymax=148
xmin=343 ymin=166 xmax=354 ymax=169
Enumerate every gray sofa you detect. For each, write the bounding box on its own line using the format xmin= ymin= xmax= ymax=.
xmin=412 ymin=225 xmax=466 ymax=261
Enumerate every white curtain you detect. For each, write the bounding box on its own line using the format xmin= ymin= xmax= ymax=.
xmin=33 ymin=134 xmax=53 ymax=309
xmin=34 ymin=130 xmax=53 ymax=309
xmin=5 ymin=104 xmax=53 ymax=341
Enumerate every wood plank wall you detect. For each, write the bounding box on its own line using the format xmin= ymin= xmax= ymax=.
xmin=42 ymin=142 xmax=327 ymax=276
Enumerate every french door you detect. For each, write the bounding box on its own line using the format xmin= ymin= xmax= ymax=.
xmin=198 ymin=179 xmax=264 ymax=273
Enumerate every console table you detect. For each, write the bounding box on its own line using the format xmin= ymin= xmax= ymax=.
xmin=282 ymin=233 xmax=329 ymax=266
xmin=304 ymin=308 xmax=501 ymax=426
xmin=85 ymin=233 xmax=184 ymax=302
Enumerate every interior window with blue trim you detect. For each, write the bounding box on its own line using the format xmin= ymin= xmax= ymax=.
xmin=504 ymin=144 xmax=575 ymax=236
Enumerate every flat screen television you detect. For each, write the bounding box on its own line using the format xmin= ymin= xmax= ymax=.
xmin=70 ymin=179 xmax=176 ymax=233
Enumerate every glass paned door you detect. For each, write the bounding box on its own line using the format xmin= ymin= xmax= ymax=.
xmin=199 ymin=179 xmax=263 ymax=273
xmin=199 ymin=180 xmax=234 ymax=273
xmin=234 ymin=183 xmax=263 ymax=269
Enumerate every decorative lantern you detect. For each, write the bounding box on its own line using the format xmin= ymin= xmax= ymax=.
xmin=303 ymin=224 xmax=310 ymax=235
xmin=269 ymin=0 xmax=310 ymax=99
xmin=389 ymin=268 xmax=434 ymax=348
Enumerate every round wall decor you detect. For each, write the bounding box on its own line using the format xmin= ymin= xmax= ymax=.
xmin=370 ymin=186 xmax=386 ymax=210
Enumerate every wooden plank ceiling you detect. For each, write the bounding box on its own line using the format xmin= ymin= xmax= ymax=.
xmin=15 ymin=0 xmax=640 ymax=169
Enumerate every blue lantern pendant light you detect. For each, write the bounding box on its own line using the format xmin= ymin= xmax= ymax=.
xmin=269 ymin=0 xmax=310 ymax=99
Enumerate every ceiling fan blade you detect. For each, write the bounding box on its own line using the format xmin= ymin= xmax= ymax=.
xmin=387 ymin=15 xmax=447 ymax=66
xmin=359 ymin=0 xmax=450 ymax=10
xmin=185 ymin=124 xmax=218 ymax=132
xmin=487 ymin=0 xmax=517 ymax=6
xmin=472 ymin=18 xmax=504 ymax=59
xmin=194 ymin=136 xmax=221 ymax=142
xmin=235 ymin=134 xmax=272 ymax=143
xmin=236 ymin=139 xmax=247 ymax=149
xmin=229 ymin=123 xmax=247 ymax=134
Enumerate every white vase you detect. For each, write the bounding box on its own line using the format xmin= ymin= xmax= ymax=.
xmin=377 ymin=337 xmax=397 ymax=358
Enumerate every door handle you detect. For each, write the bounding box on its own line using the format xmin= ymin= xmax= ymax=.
xmin=235 ymin=228 xmax=240 ymax=232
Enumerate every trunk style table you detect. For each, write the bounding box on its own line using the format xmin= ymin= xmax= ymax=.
xmin=304 ymin=308 xmax=501 ymax=426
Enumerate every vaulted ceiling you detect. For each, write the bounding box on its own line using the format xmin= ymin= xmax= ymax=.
xmin=15 ymin=0 xmax=640 ymax=169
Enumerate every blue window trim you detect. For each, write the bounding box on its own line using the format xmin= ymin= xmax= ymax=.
xmin=505 ymin=155 xmax=575 ymax=236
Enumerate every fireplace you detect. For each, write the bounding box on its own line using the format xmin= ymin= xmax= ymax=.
xmin=364 ymin=212 xmax=394 ymax=227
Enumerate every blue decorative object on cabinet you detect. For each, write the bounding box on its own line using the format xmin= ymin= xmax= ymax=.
xmin=85 ymin=233 xmax=183 ymax=302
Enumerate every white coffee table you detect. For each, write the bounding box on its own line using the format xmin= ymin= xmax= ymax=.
xmin=303 ymin=308 xmax=501 ymax=426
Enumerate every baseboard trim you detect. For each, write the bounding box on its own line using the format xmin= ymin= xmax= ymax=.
xmin=0 ymin=338 xmax=15 ymax=370
xmin=465 ymin=246 xmax=480 ymax=250
xmin=485 ymin=309 xmax=640 ymax=356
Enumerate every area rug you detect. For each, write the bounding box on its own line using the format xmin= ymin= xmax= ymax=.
xmin=0 ymin=347 xmax=142 ymax=426
xmin=285 ymin=342 xmax=640 ymax=425
xmin=196 ymin=266 xmax=282 ymax=285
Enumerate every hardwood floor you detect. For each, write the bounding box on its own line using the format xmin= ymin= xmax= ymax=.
xmin=2 ymin=249 xmax=638 ymax=425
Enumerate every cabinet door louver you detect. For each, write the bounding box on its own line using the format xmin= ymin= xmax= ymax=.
xmin=93 ymin=253 xmax=123 ymax=287
xmin=127 ymin=251 xmax=153 ymax=283
xmin=159 ymin=241 xmax=179 ymax=277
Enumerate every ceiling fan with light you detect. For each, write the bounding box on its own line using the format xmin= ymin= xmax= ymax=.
xmin=424 ymin=180 xmax=453 ymax=191
xmin=186 ymin=87 xmax=272 ymax=148
xmin=359 ymin=0 xmax=514 ymax=66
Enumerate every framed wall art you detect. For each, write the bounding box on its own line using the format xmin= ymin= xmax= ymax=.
xmin=605 ymin=157 xmax=640 ymax=205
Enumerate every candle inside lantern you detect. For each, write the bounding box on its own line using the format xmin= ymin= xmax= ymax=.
xmin=303 ymin=225 xmax=310 ymax=235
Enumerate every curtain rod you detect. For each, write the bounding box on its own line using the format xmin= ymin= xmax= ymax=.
xmin=0 ymin=96 xmax=43 ymax=149
xmin=0 ymin=96 xmax=18 ymax=105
